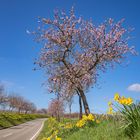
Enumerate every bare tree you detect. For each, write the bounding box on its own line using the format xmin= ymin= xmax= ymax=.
xmin=22 ymin=101 xmax=36 ymax=114
xmin=8 ymin=94 xmax=36 ymax=113
xmin=0 ymin=84 xmax=8 ymax=110
xmin=0 ymin=84 xmax=5 ymax=105
xmin=37 ymin=108 xmax=47 ymax=114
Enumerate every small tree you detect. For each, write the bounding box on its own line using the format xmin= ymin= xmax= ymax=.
xmin=66 ymin=95 xmax=73 ymax=115
xmin=0 ymin=84 xmax=8 ymax=110
xmin=48 ymin=98 xmax=64 ymax=121
xmin=0 ymin=84 xmax=5 ymax=105
xmin=33 ymin=7 xmax=136 ymax=115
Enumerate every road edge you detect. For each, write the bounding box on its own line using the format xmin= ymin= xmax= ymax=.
xmin=29 ymin=119 xmax=46 ymax=140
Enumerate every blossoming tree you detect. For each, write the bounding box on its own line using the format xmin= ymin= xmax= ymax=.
xmin=47 ymin=98 xmax=64 ymax=121
xmin=33 ymin=7 xmax=135 ymax=115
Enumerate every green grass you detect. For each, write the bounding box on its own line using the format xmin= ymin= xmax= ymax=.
xmin=36 ymin=120 xmax=49 ymax=140
xmin=64 ymin=120 xmax=126 ymax=140
xmin=0 ymin=112 xmax=48 ymax=129
xmin=37 ymin=119 xmax=140 ymax=140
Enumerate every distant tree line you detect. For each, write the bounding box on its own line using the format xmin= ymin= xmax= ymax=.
xmin=0 ymin=84 xmax=47 ymax=114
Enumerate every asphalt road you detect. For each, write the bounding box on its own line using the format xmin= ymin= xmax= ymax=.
xmin=0 ymin=118 xmax=46 ymax=140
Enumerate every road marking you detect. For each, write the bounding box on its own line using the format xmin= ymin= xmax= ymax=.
xmin=3 ymin=133 xmax=13 ymax=137
xmin=29 ymin=120 xmax=45 ymax=140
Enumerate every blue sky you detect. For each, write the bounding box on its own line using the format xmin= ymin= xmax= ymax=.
xmin=0 ymin=0 xmax=140 ymax=113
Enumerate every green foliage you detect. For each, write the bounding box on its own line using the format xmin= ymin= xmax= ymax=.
xmin=0 ymin=112 xmax=48 ymax=129
xmin=119 ymin=104 xmax=140 ymax=138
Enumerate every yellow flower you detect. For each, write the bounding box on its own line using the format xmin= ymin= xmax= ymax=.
xmin=114 ymin=93 xmax=120 ymax=101
xmin=76 ymin=120 xmax=85 ymax=127
xmin=47 ymin=137 xmax=51 ymax=140
xmin=87 ymin=114 xmax=95 ymax=121
xmin=96 ymin=120 xmax=100 ymax=124
xmin=109 ymin=107 xmax=113 ymax=111
xmin=55 ymin=136 xmax=61 ymax=140
xmin=119 ymin=98 xmax=125 ymax=104
xmin=107 ymin=110 xmax=113 ymax=115
xmin=108 ymin=101 xmax=112 ymax=106
xmin=64 ymin=123 xmax=73 ymax=129
xmin=127 ymin=98 xmax=133 ymax=105
xmin=118 ymin=96 xmax=133 ymax=105
xmin=82 ymin=115 xmax=88 ymax=121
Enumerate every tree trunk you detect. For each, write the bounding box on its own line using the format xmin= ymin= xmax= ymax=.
xmin=18 ymin=108 xmax=21 ymax=114
xmin=56 ymin=93 xmax=60 ymax=122
xmin=69 ymin=104 xmax=72 ymax=115
xmin=78 ymin=87 xmax=90 ymax=115
xmin=79 ymin=94 xmax=82 ymax=119
xmin=57 ymin=108 xmax=60 ymax=122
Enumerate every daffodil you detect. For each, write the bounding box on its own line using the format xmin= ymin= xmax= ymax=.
xmin=55 ymin=136 xmax=61 ymax=140
xmin=82 ymin=115 xmax=88 ymax=121
xmin=47 ymin=137 xmax=51 ymax=140
xmin=114 ymin=93 xmax=120 ymax=101
xmin=96 ymin=120 xmax=100 ymax=124
xmin=87 ymin=114 xmax=95 ymax=121
xmin=108 ymin=101 xmax=112 ymax=106
xmin=76 ymin=119 xmax=85 ymax=127
xmin=118 ymin=96 xmax=133 ymax=105
xmin=127 ymin=97 xmax=133 ymax=105
xmin=64 ymin=123 xmax=73 ymax=129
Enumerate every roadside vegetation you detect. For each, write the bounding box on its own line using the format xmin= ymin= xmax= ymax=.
xmin=0 ymin=112 xmax=47 ymax=129
xmin=0 ymin=84 xmax=48 ymax=129
xmin=37 ymin=93 xmax=140 ymax=140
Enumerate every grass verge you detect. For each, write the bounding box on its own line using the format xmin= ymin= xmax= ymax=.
xmin=0 ymin=112 xmax=48 ymax=129
xmin=37 ymin=119 xmax=140 ymax=140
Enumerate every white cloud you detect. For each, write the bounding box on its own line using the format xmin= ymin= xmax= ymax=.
xmin=127 ymin=83 xmax=140 ymax=92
